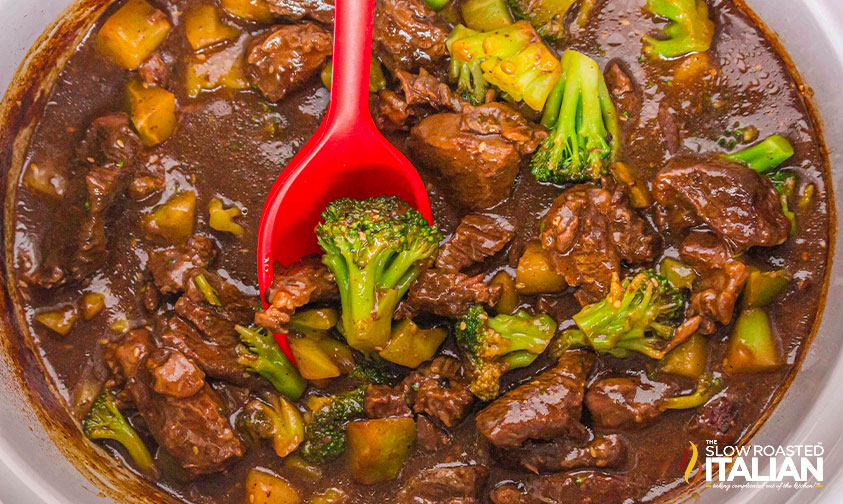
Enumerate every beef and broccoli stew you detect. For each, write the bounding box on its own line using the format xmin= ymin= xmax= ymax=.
xmin=7 ymin=0 xmax=832 ymax=502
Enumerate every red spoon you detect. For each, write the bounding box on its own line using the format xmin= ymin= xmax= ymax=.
xmin=256 ymin=0 xmax=432 ymax=359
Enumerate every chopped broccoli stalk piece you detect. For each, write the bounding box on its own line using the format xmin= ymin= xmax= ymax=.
xmin=508 ymin=0 xmax=596 ymax=40
xmin=84 ymin=392 xmax=156 ymax=476
xmin=462 ymin=0 xmax=514 ymax=31
xmin=722 ymin=134 xmax=794 ymax=174
xmin=661 ymin=376 xmax=721 ymax=410
xmin=237 ymin=393 xmax=305 ymax=457
xmin=643 ymin=0 xmax=715 ymax=60
xmin=236 ymin=325 xmax=307 ymax=400
xmin=300 ymin=388 xmax=367 ymax=463
xmin=447 ymin=21 xmax=562 ymax=110
xmin=455 ymin=305 xmax=557 ymax=401
xmin=531 ymin=49 xmax=621 ymax=184
xmin=425 ymin=0 xmax=450 ymax=11
xmin=556 ymin=270 xmax=685 ymax=359
xmin=446 ymin=25 xmax=490 ymax=104
xmin=316 ymin=196 xmax=442 ymax=355
xmin=192 ymin=273 xmax=221 ymax=306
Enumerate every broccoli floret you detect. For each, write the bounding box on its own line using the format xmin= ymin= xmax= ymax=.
xmin=299 ymin=388 xmax=367 ymax=463
xmin=84 ymin=392 xmax=156 ymax=476
xmin=722 ymin=134 xmax=794 ymax=174
xmin=508 ymin=0 xmax=596 ymax=41
xmin=455 ymin=305 xmax=557 ymax=401
xmin=447 ymin=21 xmax=562 ymax=111
xmin=316 ymin=196 xmax=442 ymax=355
xmin=348 ymin=358 xmax=396 ymax=386
xmin=236 ymin=325 xmax=307 ymax=400
xmin=555 ymin=270 xmax=685 ymax=359
xmin=643 ymin=0 xmax=715 ymax=60
xmin=237 ymin=393 xmax=305 ymax=458
xmin=531 ymin=49 xmax=621 ymax=184
xmin=446 ymin=25 xmax=489 ymax=105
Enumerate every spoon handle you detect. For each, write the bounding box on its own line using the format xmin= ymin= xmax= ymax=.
xmin=326 ymin=0 xmax=376 ymax=130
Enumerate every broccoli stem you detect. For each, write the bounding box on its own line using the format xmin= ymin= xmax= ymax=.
xmin=722 ymin=134 xmax=794 ymax=174
xmin=643 ymin=0 xmax=715 ymax=60
xmin=236 ymin=325 xmax=307 ymax=400
xmin=192 ymin=273 xmax=221 ymax=306
xmin=661 ymin=376 xmax=720 ymax=410
xmin=84 ymin=393 xmax=156 ymax=476
xmin=462 ymin=0 xmax=513 ymax=31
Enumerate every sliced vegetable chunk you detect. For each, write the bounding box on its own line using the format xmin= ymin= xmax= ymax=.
xmin=97 ymin=0 xmax=171 ymax=69
xmin=346 ymin=418 xmax=416 ymax=485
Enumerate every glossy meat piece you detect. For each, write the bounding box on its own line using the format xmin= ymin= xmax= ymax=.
xmin=653 ymin=157 xmax=790 ymax=249
xmin=364 ymin=384 xmax=411 ymax=418
xmin=138 ymin=52 xmax=173 ymax=89
xmin=372 ymin=69 xmax=466 ymax=131
xmin=402 ymin=270 xmax=501 ymax=319
xmin=246 ymin=23 xmax=332 ymax=102
xmin=266 ymin=0 xmax=335 ymax=23
xmin=491 ymin=472 xmax=634 ymax=504
xmin=540 ymin=185 xmax=659 ymax=301
xmin=688 ymin=395 xmax=742 ymax=445
xmin=373 ymin=0 xmax=449 ymax=74
xmin=585 ymin=376 xmax=674 ymax=428
xmin=436 ymin=214 xmax=515 ymax=271
xmin=254 ymin=256 xmax=338 ymax=332
xmin=179 ymin=268 xmax=257 ymax=338
xmin=658 ymin=101 xmax=681 ymax=154
xmin=604 ymin=60 xmax=640 ymax=123
xmin=78 ymin=113 xmax=143 ymax=166
xmin=416 ymin=414 xmax=451 ymax=452
xmin=148 ymin=235 xmax=218 ymax=294
xmin=680 ymin=230 xmax=734 ymax=271
xmin=160 ymin=316 xmax=263 ymax=388
xmin=397 ymin=465 xmax=489 ymax=504
xmin=690 ymin=259 xmax=749 ymax=329
xmin=498 ymin=434 xmax=627 ymax=474
xmin=402 ymin=357 xmax=474 ymax=427
xmin=111 ymin=330 xmax=245 ymax=475
xmin=476 ymin=351 xmax=595 ymax=448
xmin=149 ymin=350 xmax=206 ymax=398
xmin=410 ymin=103 xmax=545 ymax=210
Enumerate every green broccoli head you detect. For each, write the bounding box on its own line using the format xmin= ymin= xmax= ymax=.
xmin=531 ymin=49 xmax=621 ymax=184
xmin=236 ymin=325 xmax=307 ymax=400
xmin=316 ymin=196 xmax=442 ymax=355
xmin=299 ymin=388 xmax=366 ymax=463
xmin=348 ymin=358 xmax=397 ymax=387
xmin=84 ymin=392 xmax=156 ymax=476
xmin=456 ymin=305 xmax=557 ymax=401
xmin=508 ymin=0 xmax=596 ymax=41
xmin=643 ymin=0 xmax=715 ymax=60
xmin=447 ymin=25 xmax=489 ymax=105
xmin=554 ymin=270 xmax=686 ymax=359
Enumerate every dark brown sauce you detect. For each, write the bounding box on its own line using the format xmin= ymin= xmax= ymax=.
xmin=3 ymin=0 xmax=831 ymax=503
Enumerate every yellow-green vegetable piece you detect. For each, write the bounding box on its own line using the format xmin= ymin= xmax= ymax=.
xmin=742 ymin=267 xmax=789 ymax=309
xmin=141 ymin=192 xmax=197 ymax=244
xmin=221 ymin=0 xmax=275 ymax=23
xmin=659 ymin=257 xmax=696 ymax=290
xmin=461 ymin=0 xmax=513 ymax=31
xmin=127 ymin=80 xmax=177 ymax=146
xmin=96 ymin=0 xmax=171 ymax=69
xmin=81 ymin=292 xmax=106 ymax=321
xmin=346 ymin=418 xmax=416 ymax=485
xmin=643 ymin=0 xmax=715 ymax=60
xmin=186 ymin=45 xmax=250 ymax=98
xmin=290 ymin=308 xmax=339 ymax=332
xmin=36 ymin=306 xmax=77 ymax=336
xmin=659 ymin=333 xmax=707 ymax=379
xmin=289 ymin=337 xmax=342 ymax=380
xmin=208 ymin=198 xmax=244 ymax=237
xmin=515 ymin=242 xmax=566 ymax=294
xmin=379 ymin=319 xmax=447 ymax=368
xmin=490 ymin=271 xmax=519 ymax=315
xmin=184 ymin=5 xmax=240 ymax=51
xmin=724 ymin=308 xmax=781 ymax=374
xmin=244 ymin=469 xmax=300 ymax=504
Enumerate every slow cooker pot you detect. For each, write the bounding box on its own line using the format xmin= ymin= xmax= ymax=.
xmin=1 ymin=1 xmax=842 ymax=503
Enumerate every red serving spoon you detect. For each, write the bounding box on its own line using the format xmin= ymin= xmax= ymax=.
xmin=256 ymin=0 xmax=432 ymax=360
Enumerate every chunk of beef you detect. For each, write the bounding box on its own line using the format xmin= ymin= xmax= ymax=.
xmin=254 ymin=256 xmax=338 ymax=332
xmin=688 ymin=396 xmax=742 ymax=445
xmin=111 ymin=330 xmax=244 ymax=475
xmin=690 ymin=259 xmax=749 ymax=331
xmin=540 ymin=185 xmax=659 ymax=302
xmin=585 ymin=376 xmax=675 ymax=429
xmin=148 ymin=350 xmax=206 ymax=398
xmin=78 ymin=113 xmax=143 ymax=166
xmin=680 ymin=230 xmax=734 ymax=271
xmin=138 ymin=52 xmax=173 ymax=89
xmin=178 ymin=269 xmax=257 ymax=341
xmin=411 ymin=104 xmax=546 ymax=209
xmin=128 ymin=174 xmax=165 ymax=201
xmin=364 ymin=384 xmax=411 ymax=418
xmin=416 ymin=414 xmax=452 ymax=453
xmin=604 ymin=60 xmax=640 ymax=123
xmin=266 ymin=0 xmax=335 ymax=23
xmin=476 ymin=351 xmax=595 ymax=448
xmin=436 ymin=214 xmax=515 ymax=271
xmin=160 ymin=316 xmax=263 ymax=388
xmin=653 ymin=157 xmax=790 ymax=249
xmin=397 ymin=465 xmax=489 ymax=504
xmin=401 ymin=270 xmax=501 ymax=319
xmin=70 ymin=349 xmax=111 ymax=420
xmin=658 ymin=101 xmax=681 ymax=154
xmin=491 ymin=472 xmax=634 ymax=504
xmin=373 ymin=0 xmax=449 ymax=74
xmin=246 ymin=23 xmax=332 ymax=102
xmin=402 ymin=357 xmax=474 ymax=427
xmin=147 ymin=235 xmax=218 ymax=294
xmin=498 ymin=434 xmax=627 ymax=474
xmin=373 ymin=69 xmax=467 ymax=131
